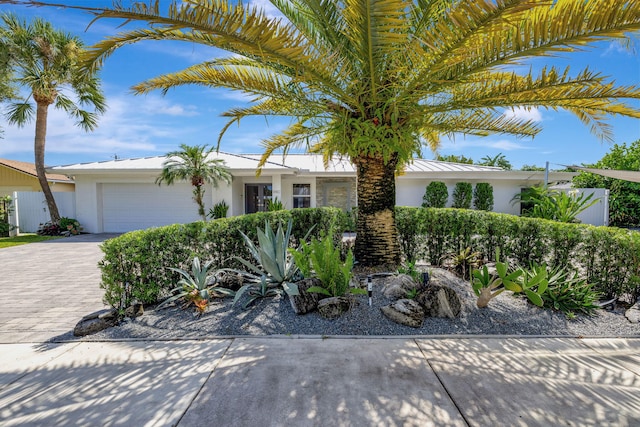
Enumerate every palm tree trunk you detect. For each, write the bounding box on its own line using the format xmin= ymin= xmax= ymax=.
xmin=353 ymin=153 xmax=400 ymax=267
xmin=34 ymin=101 xmax=61 ymax=223
xmin=193 ymin=185 xmax=206 ymax=220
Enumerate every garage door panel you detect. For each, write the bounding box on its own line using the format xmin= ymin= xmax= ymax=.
xmin=102 ymin=183 xmax=207 ymax=232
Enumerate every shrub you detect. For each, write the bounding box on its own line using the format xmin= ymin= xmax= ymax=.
xmin=395 ymin=206 xmax=640 ymax=302
xmin=291 ymin=233 xmax=366 ymax=298
xmin=422 ymin=181 xmax=448 ymax=208
xmin=513 ymin=186 xmax=597 ymax=223
xmin=541 ymin=265 xmax=600 ymax=317
xmin=452 ymin=182 xmax=472 ymax=209
xmin=59 ymin=217 xmax=82 ymax=235
xmin=473 ymin=183 xmax=494 ymax=211
xmin=208 ymin=200 xmax=229 ymax=219
xmin=99 ymin=208 xmax=347 ymax=308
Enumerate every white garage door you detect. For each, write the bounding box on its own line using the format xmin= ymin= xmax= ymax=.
xmin=102 ymin=183 xmax=206 ymax=232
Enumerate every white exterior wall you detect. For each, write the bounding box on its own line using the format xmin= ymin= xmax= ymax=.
xmin=211 ymin=180 xmax=234 ymax=218
xmin=281 ymin=176 xmax=316 ymax=209
xmin=395 ymin=178 xmax=538 ymax=214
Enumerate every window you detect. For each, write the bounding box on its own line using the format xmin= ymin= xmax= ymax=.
xmin=293 ymin=184 xmax=311 ymax=208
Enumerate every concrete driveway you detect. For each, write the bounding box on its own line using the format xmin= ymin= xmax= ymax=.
xmin=0 ymin=234 xmax=116 ymax=343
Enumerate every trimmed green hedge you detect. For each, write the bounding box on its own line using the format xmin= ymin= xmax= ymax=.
xmin=100 ymin=207 xmax=348 ymax=309
xmin=101 ymin=206 xmax=640 ymax=310
xmin=395 ymin=207 xmax=640 ymax=301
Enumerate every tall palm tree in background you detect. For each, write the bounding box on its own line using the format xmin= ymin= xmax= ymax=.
xmin=0 ymin=14 xmax=105 ymax=223
xmin=21 ymin=0 xmax=640 ymax=265
xmin=157 ymin=144 xmax=232 ymax=221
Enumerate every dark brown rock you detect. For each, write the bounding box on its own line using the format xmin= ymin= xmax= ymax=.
xmin=289 ymin=278 xmax=322 ymax=315
xmin=214 ymin=270 xmax=244 ymax=291
xmin=124 ymin=303 xmax=144 ymax=318
xmin=73 ymin=308 xmax=118 ymax=336
xmin=317 ymin=296 xmax=350 ymax=319
xmin=416 ymin=285 xmax=462 ymax=318
xmin=380 ymin=299 xmax=424 ymax=328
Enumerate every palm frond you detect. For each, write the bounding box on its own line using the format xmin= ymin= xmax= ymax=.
xmin=4 ymin=101 xmax=34 ymax=126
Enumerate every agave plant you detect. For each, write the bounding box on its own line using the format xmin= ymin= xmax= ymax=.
xmin=231 ymin=219 xmax=314 ymax=307
xmin=158 ymin=257 xmax=234 ymax=312
xmin=233 ymin=275 xmax=283 ymax=309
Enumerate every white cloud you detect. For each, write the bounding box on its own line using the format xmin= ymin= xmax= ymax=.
xmin=503 ymin=107 xmax=543 ymax=122
xmin=0 ymin=92 xmax=202 ymax=159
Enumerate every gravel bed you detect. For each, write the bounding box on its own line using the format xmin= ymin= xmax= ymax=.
xmin=55 ymin=269 xmax=639 ymax=341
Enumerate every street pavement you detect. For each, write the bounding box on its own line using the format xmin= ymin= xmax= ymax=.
xmin=0 ymin=235 xmax=639 ymax=426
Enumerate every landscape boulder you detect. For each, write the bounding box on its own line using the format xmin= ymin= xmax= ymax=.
xmin=317 ymin=296 xmax=350 ymax=319
xmin=625 ymin=301 xmax=640 ymax=323
xmin=214 ymin=270 xmax=244 ymax=291
xmin=382 ymin=274 xmax=421 ymax=300
xmin=73 ymin=308 xmax=118 ymax=336
xmin=289 ymin=278 xmax=322 ymax=315
xmin=416 ymin=284 xmax=462 ymax=319
xmin=380 ymin=299 xmax=424 ymax=328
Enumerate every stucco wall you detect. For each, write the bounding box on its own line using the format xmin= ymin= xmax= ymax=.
xmin=395 ymin=178 xmax=544 ymax=214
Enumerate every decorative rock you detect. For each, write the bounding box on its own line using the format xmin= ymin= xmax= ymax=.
xmin=416 ymin=284 xmax=462 ymax=318
xmin=124 ymin=303 xmax=144 ymax=318
xmin=382 ymin=274 xmax=421 ymax=300
xmin=73 ymin=308 xmax=118 ymax=336
xmin=380 ymin=299 xmax=424 ymax=328
xmin=289 ymin=278 xmax=322 ymax=315
xmin=625 ymin=301 xmax=640 ymax=323
xmin=214 ymin=270 xmax=244 ymax=291
xmin=317 ymin=296 xmax=350 ymax=319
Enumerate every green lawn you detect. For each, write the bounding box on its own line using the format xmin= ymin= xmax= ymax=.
xmin=0 ymin=234 xmax=61 ymax=248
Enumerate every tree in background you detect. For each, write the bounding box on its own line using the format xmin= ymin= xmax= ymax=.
xmin=520 ymin=165 xmax=546 ymax=171
xmin=435 ymin=154 xmax=474 ymax=164
xmin=157 ymin=144 xmax=232 ymax=221
xmin=479 ymin=153 xmax=512 ymax=170
xmin=43 ymin=0 xmax=640 ymax=266
xmin=0 ymin=14 xmax=105 ymax=223
xmin=573 ymin=140 xmax=640 ymax=226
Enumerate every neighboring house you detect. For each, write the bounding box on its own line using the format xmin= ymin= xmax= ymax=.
xmin=49 ymin=153 xmax=576 ymax=233
xmin=0 ymin=158 xmax=75 ymax=196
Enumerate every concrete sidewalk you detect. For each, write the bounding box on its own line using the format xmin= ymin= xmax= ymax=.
xmin=1 ymin=337 xmax=639 ymax=426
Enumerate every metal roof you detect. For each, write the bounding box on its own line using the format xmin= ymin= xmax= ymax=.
xmin=50 ymin=153 xmax=572 ymax=181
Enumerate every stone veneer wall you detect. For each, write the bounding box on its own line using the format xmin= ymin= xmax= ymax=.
xmin=315 ymin=177 xmax=357 ymax=211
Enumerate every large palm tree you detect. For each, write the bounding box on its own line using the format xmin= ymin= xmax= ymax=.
xmin=157 ymin=144 xmax=232 ymax=221
xmin=0 ymin=14 xmax=105 ymax=223
xmin=34 ymin=0 xmax=640 ymax=265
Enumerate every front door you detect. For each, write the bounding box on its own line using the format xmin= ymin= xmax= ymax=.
xmin=245 ymin=184 xmax=272 ymax=213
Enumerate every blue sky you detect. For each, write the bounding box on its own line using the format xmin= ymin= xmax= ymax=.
xmin=0 ymin=0 xmax=639 ymax=169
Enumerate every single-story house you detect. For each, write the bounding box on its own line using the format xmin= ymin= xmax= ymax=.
xmin=49 ymin=153 xmax=575 ymax=233
xmin=0 ymin=158 xmax=75 ymax=197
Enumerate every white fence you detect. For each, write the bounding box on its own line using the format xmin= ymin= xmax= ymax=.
xmin=558 ymin=188 xmax=609 ymax=226
xmin=10 ymin=191 xmax=76 ymax=233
